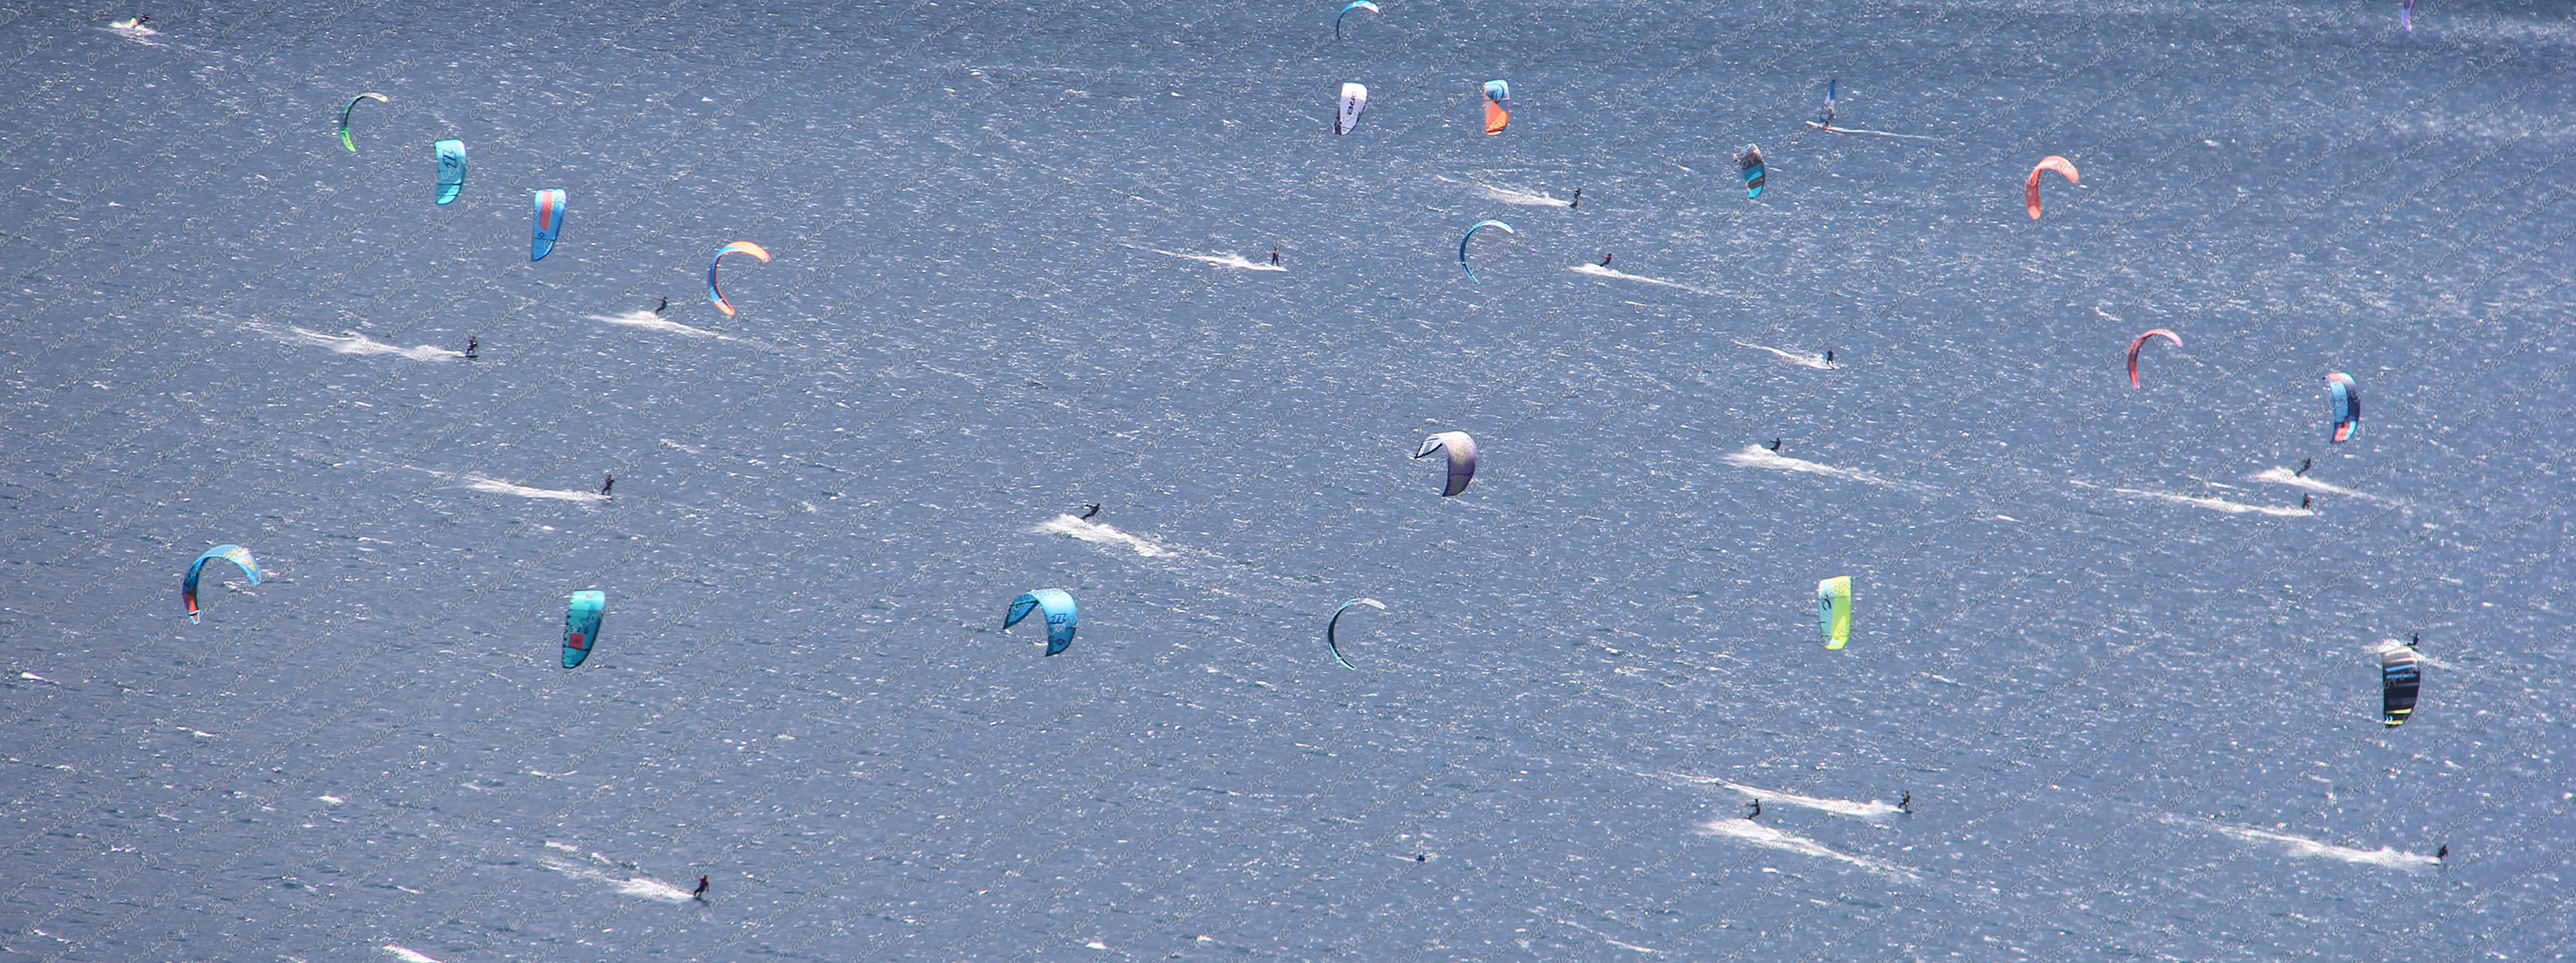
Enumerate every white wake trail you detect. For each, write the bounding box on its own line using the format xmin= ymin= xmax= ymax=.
xmin=1033 ymin=514 xmax=1172 ymax=557
xmin=2248 ymin=467 xmax=2394 ymax=504
xmin=1658 ymin=774 xmax=1902 ymax=821
xmin=538 ymin=856 xmax=698 ymax=902
xmin=591 ymin=310 xmax=743 ymax=341
xmin=1733 ymin=340 xmax=1833 ymax=369
xmin=1695 ymin=819 xmax=1918 ymax=879
xmin=2168 ymin=816 xmax=2437 ymax=870
xmin=1473 ymin=183 xmax=1574 ymax=207
xmin=1722 ymin=445 xmax=1925 ymax=491
xmin=252 ymin=323 xmax=462 ymax=361
xmin=2108 ymin=485 xmax=2311 ymax=518
xmin=1571 ymin=262 xmax=1708 ymax=294
xmin=1149 ymin=249 xmax=1288 ymax=272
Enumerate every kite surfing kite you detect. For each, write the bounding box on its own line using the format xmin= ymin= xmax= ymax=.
xmin=2126 ymin=328 xmax=2181 ymax=389
xmin=182 ymin=545 xmax=262 ymax=624
xmin=706 ymin=241 xmax=771 ymax=316
xmin=2380 ymin=641 xmax=2421 ymax=727
xmin=1326 ymin=598 xmax=1386 ymax=670
xmin=1415 ymin=431 xmax=1478 ymax=496
xmin=1004 ymin=589 xmax=1079 ymax=656
xmin=2025 ymin=155 xmax=2077 ymax=219
xmin=337 ymin=92 xmax=388 ymax=152
xmin=1816 ymin=576 xmax=1852 ymax=650
xmin=530 ymin=189 xmax=565 ymax=262
xmin=1457 ymin=219 xmax=1513 ymax=281
xmin=1483 ymin=79 xmax=1510 ymax=136
xmin=563 ymin=590 xmax=605 ymax=669
xmin=1735 ymin=145 xmax=1766 ymax=199
xmin=2325 ymin=372 xmax=2360 ymax=443
xmin=1335 ymin=0 xmax=1378 ymax=39
xmin=433 ymin=139 xmax=466 ymax=205
xmin=1337 ymin=83 xmax=1368 ymax=136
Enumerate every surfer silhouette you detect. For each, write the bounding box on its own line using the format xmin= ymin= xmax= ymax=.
xmin=693 ymin=875 xmax=710 ymax=899
xmin=2436 ymin=844 xmax=2447 ymax=862
xmin=2301 ymin=494 xmax=2313 ymax=509
xmin=1570 ymin=187 xmax=1581 ymax=210
xmin=1746 ymin=799 xmax=1762 ymax=818
xmin=1768 ymin=438 xmax=1782 ymax=452
xmin=2411 ymin=631 xmax=2420 ymax=646
xmin=1899 ymin=790 xmax=1912 ymax=814
xmin=1079 ymin=502 xmax=1101 ymax=520
xmin=1600 ymin=253 xmax=1612 ymax=266
xmin=464 ymin=335 xmax=478 ymax=360
xmin=1415 ymin=854 xmax=1427 ymax=862
xmin=600 ymin=474 xmax=614 ymax=497
xmin=1271 ymin=247 xmax=1280 ymax=264
xmin=654 ymin=295 xmax=669 ymax=315
xmin=1824 ymin=350 xmax=1834 ymax=363
xmin=2296 ymin=457 xmax=2312 ymax=477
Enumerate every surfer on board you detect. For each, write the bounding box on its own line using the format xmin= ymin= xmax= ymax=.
xmin=654 ymin=295 xmax=669 ymax=315
xmin=1079 ymin=502 xmax=1101 ymax=519
xmin=465 ymin=335 xmax=478 ymax=360
xmin=1823 ymin=350 xmax=1834 ymax=364
xmin=1899 ymin=790 xmax=1911 ymax=814
xmin=1570 ymin=187 xmax=1581 ymax=211
xmin=1746 ymin=799 xmax=1762 ymax=818
xmin=693 ymin=875 xmax=710 ymax=899
xmin=601 ymin=474 xmax=614 ymax=497
xmin=1599 ymin=253 xmax=1612 ymax=267
xmin=2296 ymin=457 xmax=2312 ymax=477
xmin=2436 ymin=845 xmax=2447 ymax=862
xmin=1271 ymin=247 xmax=1280 ymax=264
xmin=2301 ymin=494 xmax=2313 ymax=510
xmin=1768 ymin=438 xmax=1782 ymax=452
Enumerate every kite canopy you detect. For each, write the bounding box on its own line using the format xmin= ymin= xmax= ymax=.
xmin=1816 ymin=576 xmax=1852 ymax=650
xmin=563 ymin=590 xmax=606 ymax=669
xmin=338 ymin=92 xmax=388 ymax=153
xmin=1337 ymin=83 xmax=1368 ymax=136
xmin=1335 ymin=0 xmax=1379 ymax=39
xmin=1326 ymin=598 xmax=1386 ymax=670
xmin=1415 ymin=431 xmax=1478 ymax=496
xmin=2380 ymin=643 xmax=2421 ymax=727
xmin=434 ymin=139 xmax=467 ymax=205
xmin=2126 ymin=328 xmax=2181 ymax=389
xmin=707 ymin=241 xmax=772 ymax=317
xmin=2325 ymin=372 xmax=2361 ymax=443
xmin=530 ymin=189 xmax=566 ymax=262
xmin=182 ymin=545 xmax=263 ymax=624
xmin=2025 ymin=155 xmax=2077 ymax=219
xmin=1737 ymin=144 xmax=1766 ymax=199
xmin=1457 ymin=219 xmax=1514 ymax=280
xmin=1005 ymin=589 xmax=1079 ymax=656
xmin=1483 ymin=79 xmax=1509 ymax=136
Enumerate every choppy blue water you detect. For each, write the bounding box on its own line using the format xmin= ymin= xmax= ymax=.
xmin=3 ymin=0 xmax=2573 ymax=960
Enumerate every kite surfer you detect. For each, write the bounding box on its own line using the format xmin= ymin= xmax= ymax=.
xmin=1415 ymin=854 xmax=1427 ymax=862
xmin=1745 ymin=799 xmax=1762 ymax=818
xmin=1768 ymin=438 xmax=1782 ymax=452
xmin=1570 ymin=188 xmax=1581 ymax=211
xmin=2296 ymin=457 xmax=2312 ymax=477
xmin=654 ymin=295 xmax=669 ymax=315
xmin=1824 ymin=350 xmax=1834 ymax=363
xmin=1600 ymin=254 xmax=1612 ymax=267
xmin=693 ymin=875 xmax=710 ymax=899
xmin=2436 ymin=845 xmax=2447 ymax=862
xmin=1079 ymin=502 xmax=1101 ymax=520
xmin=1898 ymin=790 xmax=1912 ymax=814
xmin=2301 ymin=494 xmax=2313 ymax=510
xmin=2411 ymin=631 xmax=2420 ymax=646
xmin=1271 ymin=247 xmax=1280 ymax=264
xmin=600 ymin=474 xmax=614 ymax=497
xmin=464 ymin=335 xmax=478 ymax=360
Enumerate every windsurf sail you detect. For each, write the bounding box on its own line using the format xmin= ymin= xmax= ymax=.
xmin=563 ymin=590 xmax=605 ymax=669
xmin=1736 ymin=144 xmax=1766 ymax=199
xmin=1819 ymin=78 xmax=1837 ymax=127
xmin=530 ymin=189 xmax=566 ymax=262
xmin=2381 ymin=643 xmax=2420 ymax=727
xmin=2025 ymin=155 xmax=2077 ymax=219
xmin=1415 ymin=431 xmax=1478 ymax=496
xmin=1326 ymin=598 xmax=1386 ymax=670
xmin=1457 ymin=218 xmax=1513 ymax=281
xmin=1816 ymin=576 xmax=1852 ymax=650
xmin=1004 ymin=589 xmax=1079 ymax=656
xmin=1483 ymin=79 xmax=1509 ymax=136
xmin=434 ymin=139 xmax=466 ymax=205
xmin=338 ymin=92 xmax=388 ymax=153
xmin=1336 ymin=0 xmax=1379 ymax=39
xmin=2325 ymin=372 xmax=2360 ymax=443
xmin=182 ymin=545 xmax=263 ymax=624
xmin=707 ymin=241 xmax=772 ymax=317
xmin=1338 ymin=83 xmax=1368 ymax=136
xmin=2127 ymin=328 xmax=2181 ymax=389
